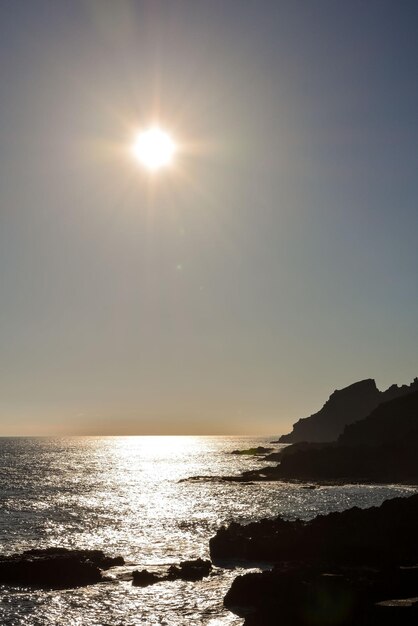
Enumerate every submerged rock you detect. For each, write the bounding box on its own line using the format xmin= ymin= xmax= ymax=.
xmin=0 ymin=548 xmax=124 ymax=589
xmin=167 ymin=558 xmax=212 ymax=581
xmin=231 ymin=447 xmax=275 ymax=456
xmin=132 ymin=558 xmax=212 ymax=586
xmin=132 ymin=569 xmax=162 ymax=587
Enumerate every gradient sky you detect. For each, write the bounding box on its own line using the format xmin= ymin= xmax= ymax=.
xmin=0 ymin=0 xmax=417 ymax=435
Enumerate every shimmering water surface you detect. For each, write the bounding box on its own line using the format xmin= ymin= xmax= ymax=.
xmin=0 ymin=436 xmax=416 ymax=625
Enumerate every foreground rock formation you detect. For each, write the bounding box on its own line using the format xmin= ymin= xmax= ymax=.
xmin=210 ymin=494 xmax=418 ymax=564
xmin=225 ymin=563 xmax=418 ymax=625
xmin=0 ymin=548 xmax=124 ymax=589
xmin=211 ymin=494 xmax=418 ymax=625
xmin=279 ymin=378 xmax=418 ymax=443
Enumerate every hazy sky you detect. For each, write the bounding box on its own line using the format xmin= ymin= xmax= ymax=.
xmin=0 ymin=0 xmax=417 ymax=435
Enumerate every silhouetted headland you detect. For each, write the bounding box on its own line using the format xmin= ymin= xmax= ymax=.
xmin=259 ymin=389 xmax=418 ymax=484
xmin=207 ymin=379 xmax=418 ymax=486
xmin=279 ymin=377 xmax=418 ymax=443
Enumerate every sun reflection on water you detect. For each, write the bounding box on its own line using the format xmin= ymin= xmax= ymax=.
xmin=109 ymin=435 xmax=205 ymax=459
xmin=1 ymin=436 xmax=416 ymax=625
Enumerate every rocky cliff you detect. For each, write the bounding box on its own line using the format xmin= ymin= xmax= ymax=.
xmin=339 ymin=388 xmax=418 ymax=445
xmin=275 ymin=388 xmax=418 ymax=484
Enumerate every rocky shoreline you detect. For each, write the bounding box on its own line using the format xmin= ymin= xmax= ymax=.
xmin=3 ymin=377 xmax=418 ymax=624
xmin=4 ymin=493 xmax=418 ymax=625
xmin=212 ymin=493 xmax=418 ymax=625
xmin=3 ymin=493 xmax=418 ymax=625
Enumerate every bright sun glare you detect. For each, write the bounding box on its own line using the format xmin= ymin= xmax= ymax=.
xmin=132 ymin=127 xmax=176 ymax=171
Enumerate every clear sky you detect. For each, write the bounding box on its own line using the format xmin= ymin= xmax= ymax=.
xmin=0 ymin=0 xmax=417 ymax=435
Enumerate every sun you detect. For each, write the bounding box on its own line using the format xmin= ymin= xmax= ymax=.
xmin=132 ymin=127 xmax=176 ymax=171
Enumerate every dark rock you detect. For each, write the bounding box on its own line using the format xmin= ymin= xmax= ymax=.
xmin=279 ymin=378 xmax=418 ymax=444
xmin=263 ymin=442 xmax=330 ymax=464
xmin=231 ymin=447 xmax=274 ymax=456
xmin=226 ymin=563 xmax=418 ymax=625
xmin=132 ymin=558 xmax=212 ymax=586
xmin=167 ymin=558 xmax=212 ymax=581
xmin=210 ymin=493 xmax=418 ymax=565
xmin=261 ymin=451 xmax=282 ymax=461
xmin=132 ymin=569 xmax=162 ymax=587
xmin=0 ymin=548 xmax=124 ymax=589
xmin=276 ymin=441 xmax=418 ymax=484
xmin=21 ymin=548 xmax=124 ymax=570
xmin=340 ymin=389 xmax=418 ymax=446
xmin=217 ymin=494 xmax=418 ymax=625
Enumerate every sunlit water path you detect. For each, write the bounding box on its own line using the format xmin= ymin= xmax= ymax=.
xmin=0 ymin=436 xmax=416 ymax=625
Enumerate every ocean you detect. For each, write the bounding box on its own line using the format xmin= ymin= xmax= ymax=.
xmin=0 ymin=436 xmax=416 ymax=625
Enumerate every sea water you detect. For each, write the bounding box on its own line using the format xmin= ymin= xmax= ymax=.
xmin=0 ymin=436 xmax=416 ymax=625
